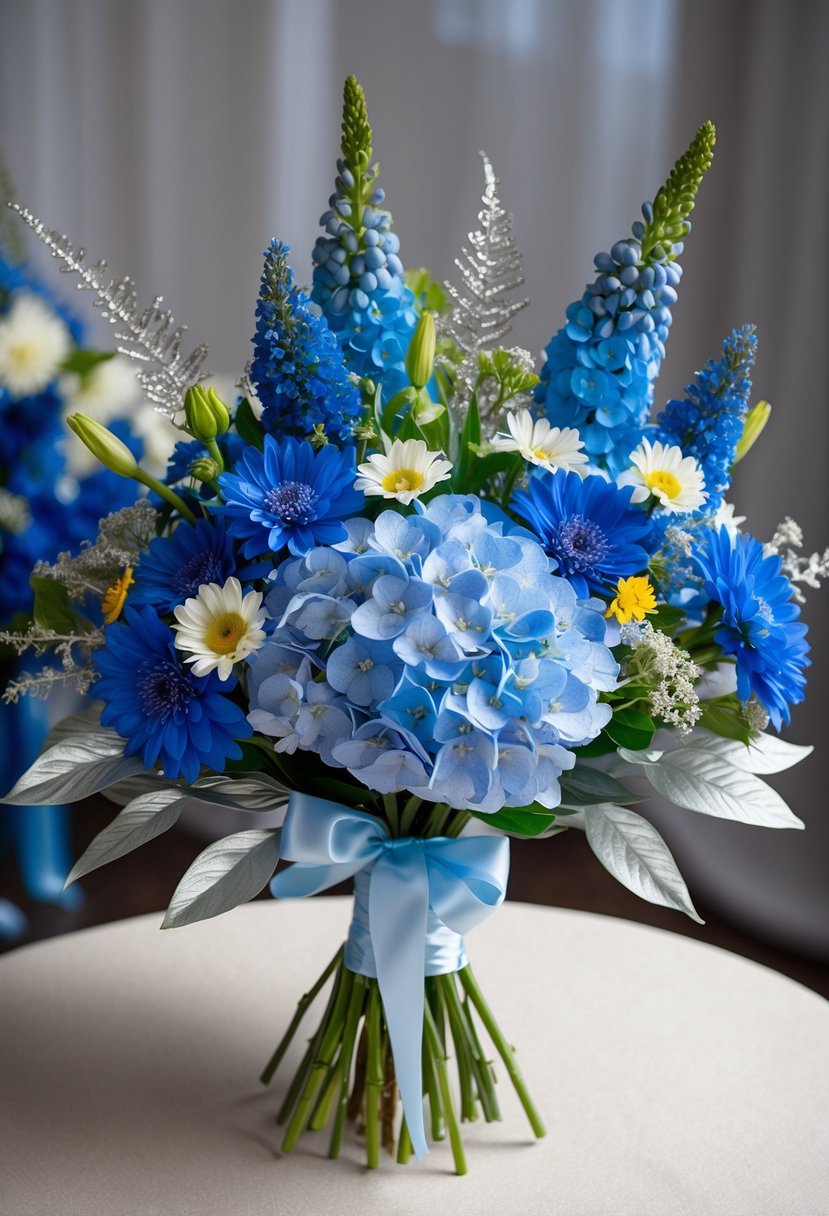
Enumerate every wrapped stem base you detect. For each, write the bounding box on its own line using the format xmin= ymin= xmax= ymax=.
xmin=261 ymin=947 xmax=545 ymax=1174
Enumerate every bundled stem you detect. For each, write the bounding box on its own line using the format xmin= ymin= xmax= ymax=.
xmin=262 ymin=950 xmax=545 ymax=1173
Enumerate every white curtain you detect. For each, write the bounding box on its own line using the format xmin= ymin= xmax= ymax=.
xmin=1 ymin=0 xmax=827 ymax=954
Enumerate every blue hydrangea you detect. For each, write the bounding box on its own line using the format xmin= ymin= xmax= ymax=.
xmin=311 ymin=78 xmax=418 ymax=401
xmin=246 ymin=495 xmax=618 ymax=814
xmin=655 ymin=325 xmax=757 ymax=517
xmin=217 ymin=434 xmax=363 ymax=559
xmin=94 ymin=605 xmax=252 ymax=783
xmin=511 ymin=469 xmax=652 ymax=599
xmin=695 ymin=528 xmax=810 ymax=730
xmin=250 ymin=240 xmax=362 ymax=445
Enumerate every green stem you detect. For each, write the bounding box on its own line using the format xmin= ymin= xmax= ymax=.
xmin=459 ymin=990 xmax=501 ymax=1123
xmin=422 ymin=1021 xmax=445 ymax=1141
xmin=281 ymin=965 xmax=354 ymax=1153
xmin=437 ymin=974 xmax=477 ymax=1122
xmin=133 ymin=469 xmax=197 ymax=524
xmin=329 ymin=975 xmax=367 ymax=1159
xmin=399 ymin=795 xmax=423 ymax=837
xmin=382 ymin=793 xmax=400 ymax=836
xmin=396 ymin=1117 xmax=413 ymax=1165
xmin=424 ymin=1001 xmax=468 ymax=1175
xmin=458 ymin=965 xmax=546 ymax=1139
xmin=205 ymin=438 xmax=225 ymax=473
xmin=365 ymin=982 xmax=383 ymax=1169
xmin=260 ymin=947 xmax=343 ymax=1085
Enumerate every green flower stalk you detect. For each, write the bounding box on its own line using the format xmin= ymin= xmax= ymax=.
xmin=66 ymin=412 xmax=196 ymax=524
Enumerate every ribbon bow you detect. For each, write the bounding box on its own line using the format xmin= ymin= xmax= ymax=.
xmin=271 ymin=792 xmax=510 ymax=1159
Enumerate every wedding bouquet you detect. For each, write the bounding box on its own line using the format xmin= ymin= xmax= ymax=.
xmin=3 ymin=77 xmax=825 ymax=1173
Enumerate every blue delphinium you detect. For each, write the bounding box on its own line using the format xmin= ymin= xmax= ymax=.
xmin=217 ymin=434 xmax=363 ymax=558
xmin=311 ymin=75 xmax=418 ymax=401
xmin=695 ymin=527 xmax=810 ymax=730
xmin=94 ymin=604 xmax=252 ymax=783
xmin=131 ymin=517 xmax=241 ymax=614
xmin=655 ymin=325 xmax=756 ymax=517
xmin=511 ymin=470 xmax=652 ymax=599
xmin=535 ymin=123 xmax=716 ymax=475
xmin=246 ymin=495 xmax=618 ymax=814
xmin=251 ymin=240 xmax=362 ymax=445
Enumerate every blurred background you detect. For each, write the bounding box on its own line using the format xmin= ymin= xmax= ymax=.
xmin=0 ymin=0 xmax=826 ymax=980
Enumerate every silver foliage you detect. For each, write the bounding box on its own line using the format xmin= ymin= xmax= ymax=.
xmin=66 ymin=787 xmax=187 ymax=886
xmin=1 ymin=729 xmax=146 ymax=804
xmin=440 ymin=151 xmax=528 ymax=359
xmin=161 ymin=828 xmax=282 ymax=929
xmin=11 ymin=204 xmax=209 ymax=417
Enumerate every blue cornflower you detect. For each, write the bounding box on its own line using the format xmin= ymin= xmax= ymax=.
xmin=311 ymin=76 xmax=417 ymax=399
xmin=94 ymin=605 xmax=252 ymax=783
xmin=130 ymin=517 xmax=240 ymax=614
xmin=655 ymin=325 xmax=756 ymax=516
xmin=251 ymin=240 xmax=361 ymax=444
xmin=512 ymin=470 xmax=651 ymax=598
xmin=694 ymin=528 xmax=810 ymax=730
xmin=217 ymin=434 xmax=363 ymax=558
xmin=535 ymin=124 xmax=715 ymax=475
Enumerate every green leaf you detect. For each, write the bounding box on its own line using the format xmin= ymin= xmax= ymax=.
xmin=604 ymin=707 xmax=656 ymax=751
xmin=698 ymin=697 xmax=753 ymax=744
xmin=30 ymin=576 xmax=81 ymax=634
xmin=559 ymin=764 xmax=644 ymax=807
xmin=649 ymin=603 xmax=685 ymax=635
xmin=233 ymin=397 xmax=264 ymax=450
xmin=473 ymin=805 xmax=557 ymax=837
xmin=466 ymin=450 xmax=522 ymax=495
xmin=453 ymin=393 xmax=481 ymax=489
xmin=60 ymin=348 xmax=114 ymax=377
xmin=405 ymin=267 xmax=448 ymax=315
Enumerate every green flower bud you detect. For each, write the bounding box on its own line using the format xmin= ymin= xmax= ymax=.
xmin=733 ymin=400 xmax=771 ymax=464
xmin=184 ymin=384 xmax=230 ymax=442
xmin=412 ymin=388 xmax=444 ymax=425
xmin=66 ymin=413 xmax=138 ymax=478
xmin=405 ymin=311 xmax=436 ymax=390
xmin=190 ymin=456 xmax=220 ymax=483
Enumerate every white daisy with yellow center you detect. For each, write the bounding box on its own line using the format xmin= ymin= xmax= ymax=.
xmin=354 ymin=437 xmax=452 ymax=505
xmin=491 ymin=408 xmax=588 ymax=474
xmin=618 ymin=438 xmax=708 ymax=513
xmin=0 ymin=292 xmax=71 ymax=397
xmin=172 ymin=576 xmax=268 ymax=680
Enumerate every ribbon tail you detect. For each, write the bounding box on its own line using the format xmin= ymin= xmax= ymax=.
xmin=369 ymin=846 xmax=430 ymax=1160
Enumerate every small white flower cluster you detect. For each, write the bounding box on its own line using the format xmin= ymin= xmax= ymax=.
xmin=0 ymin=486 xmax=31 ymax=535
xmin=621 ymin=620 xmax=702 ymax=735
xmin=764 ymin=516 xmax=829 ymax=604
xmin=744 ymin=695 xmax=770 ymax=733
xmin=663 ymin=525 xmax=694 ymax=558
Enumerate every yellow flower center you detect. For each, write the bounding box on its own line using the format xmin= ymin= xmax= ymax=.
xmin=643 ymin=469 xmax=682 ymax=499
xmin=606 ymin=576 xmax=658 ymax=625
xmin=204 ymin=612 xmax=248 ymax=655
xmin=101 ymin=567 xmax=134 ymax=625
xmin=532 ymin=446 xmax=555 ymax=462
xmin=381 ymin=468 xmax=425 ymax=494
xmin=9 ymin=342 xmax=38 ymax=372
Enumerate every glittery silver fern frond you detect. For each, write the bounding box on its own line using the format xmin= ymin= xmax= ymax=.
xmin=440 ymin=151 xmax=528 ymax=357
xmin=11 ymin=204 xmax=208 ymax=417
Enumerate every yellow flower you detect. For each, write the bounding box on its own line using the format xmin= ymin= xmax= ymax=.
xmin=102 ymin=567 xmax=134 ymax=625
xmin=606 ymin=576 xmax=658 ymax=625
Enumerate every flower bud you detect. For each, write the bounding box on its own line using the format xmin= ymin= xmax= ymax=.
xmin=184 ymin=384 xmax=230 ymax=441
xmin=66 ymin=414 xmax=138 ymax=478
xmin=190 ymin=456 xmax=220 ymax=483
xmin=733 ymin=400 xmax=771 ymax=464
xmin=405 ymin=311 xmax=435 ymax=390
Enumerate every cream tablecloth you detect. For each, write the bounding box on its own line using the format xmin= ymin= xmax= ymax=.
xmin=1 ymin=900 xmax=827 ymax=1216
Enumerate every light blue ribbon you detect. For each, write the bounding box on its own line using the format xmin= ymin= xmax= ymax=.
xmin=270 ymin=792 xmax=510 ymax=1159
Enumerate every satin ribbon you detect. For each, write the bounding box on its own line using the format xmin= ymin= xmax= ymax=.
xmin=271 ymin=792 xmax=510 ymax=1159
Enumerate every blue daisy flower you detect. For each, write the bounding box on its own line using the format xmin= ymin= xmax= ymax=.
xmin=695 ymin=527 xmax=810 ymax=730
xmin=511 ymin=470 xmax=651 ymax=598
xmin=217 ymin=434 xmax=363 ymax=558
xmin=130 ymin=517 xmax=241 ymax=614
xmin=94 ymin=605 xmax=252 ymax=783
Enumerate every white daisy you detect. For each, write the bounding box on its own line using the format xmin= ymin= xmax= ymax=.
xmin=0 ymin=292 xmax=71 ymax=397
xmin=172 ymin=577 xmax=268 ymax=680
xmin=491 ymin=409 xmax=588 ymax=473
xmin=617 ymin=438 xmax=708 ymax=513
xmin=711 ymin=500 xmax=746 ymax=537
xmin=354 ymin=437 xmax=452 ymax=505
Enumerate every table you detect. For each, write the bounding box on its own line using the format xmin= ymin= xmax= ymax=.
xmin=1 ymin=900 xmax=827 ymax=1216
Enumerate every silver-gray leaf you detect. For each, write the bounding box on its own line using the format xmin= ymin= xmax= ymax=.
xmin=584 ymin=803 xmax=703 ymax=923
xmin=641 ymin=748 xmax=804 ymax=829
xmin=161 ymin=828 xmax=282 ymax=929
xmin=65 ymin=788 xmax=187 ymax=886
xmin=42 ymin=702 xmax=105 ymax=752
xmin=2 ymin=731 xmax=147 ymax=805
